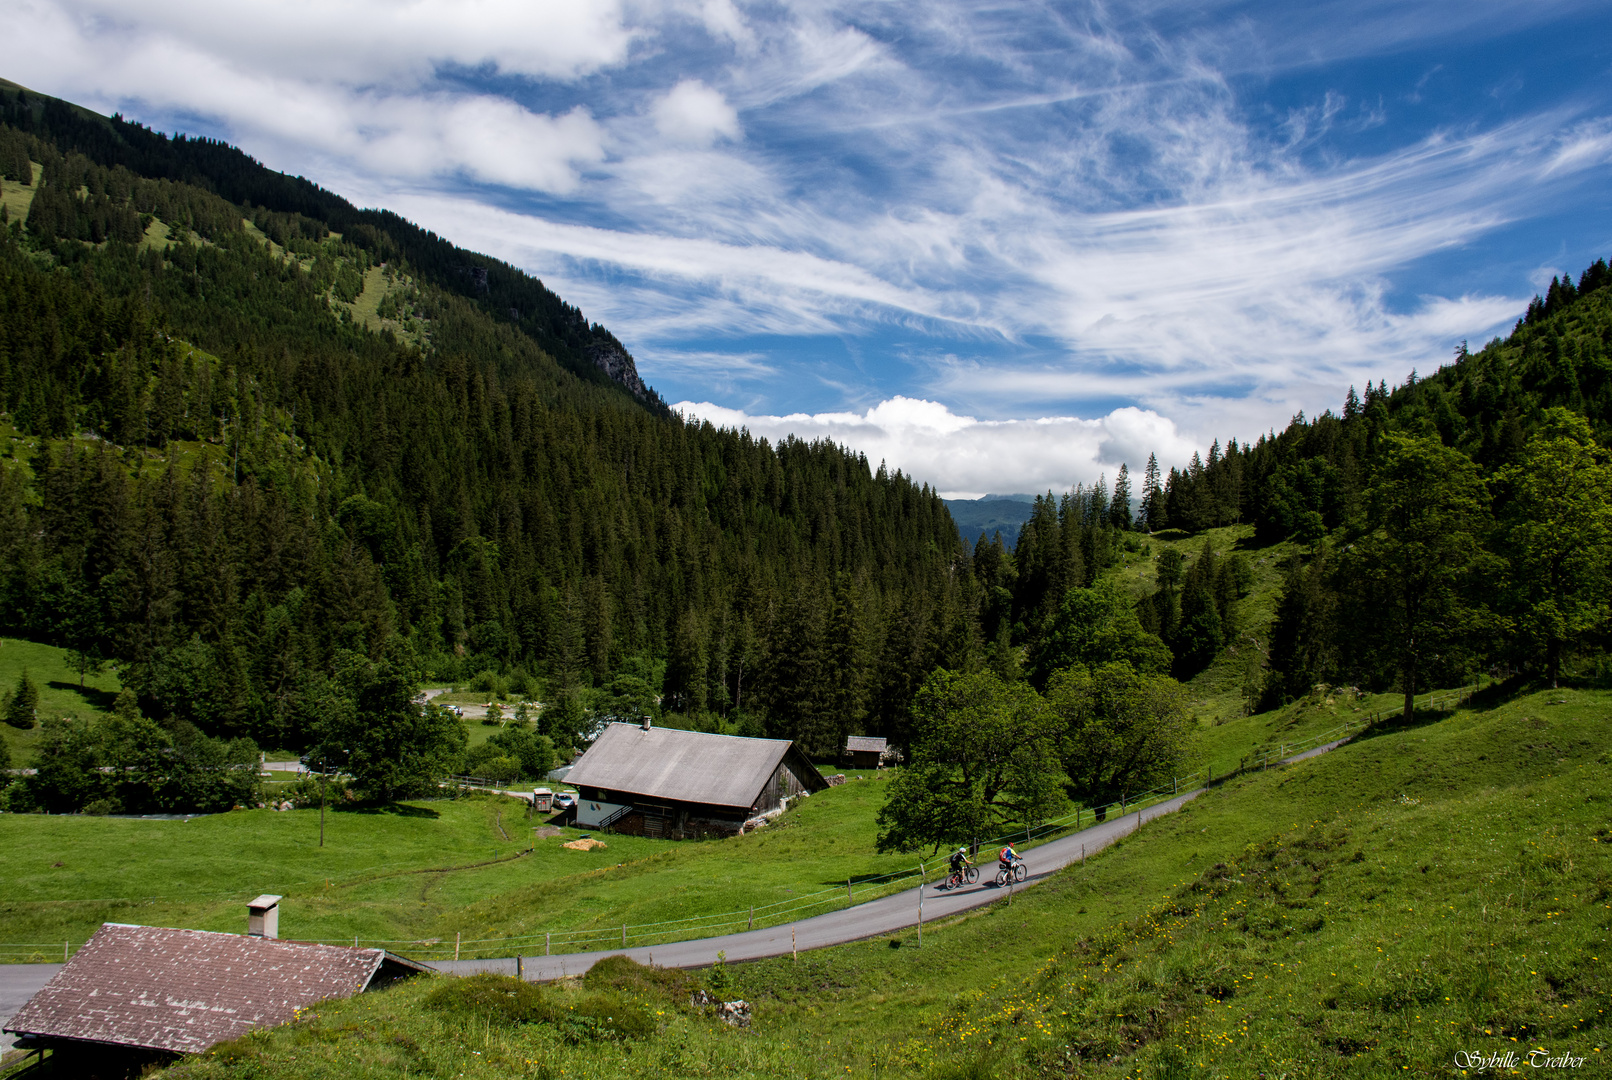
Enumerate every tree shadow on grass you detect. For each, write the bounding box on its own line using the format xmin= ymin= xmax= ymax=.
xmin=342 ymin=802 xmax=441 ymax=819
xmin=47 ymin=680 xmax=119 ymax=712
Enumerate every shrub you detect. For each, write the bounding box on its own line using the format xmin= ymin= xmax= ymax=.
xmin=422 ymin=975 xmax=653 ymax=1041
xmin=281 ymin=772 xmax=355 ymax=808
xmin=583 ymin=954 xmax=697 ymax=999
xmin=424 ymin=974 xmax=557 ymax=1026
xmin=471 ymin=670 xmax=506 ymax=697
xmin=704 ymin=950 xmax=732 ymax=999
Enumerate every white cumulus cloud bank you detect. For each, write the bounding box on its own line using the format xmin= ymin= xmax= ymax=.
xmin=674 ymin=397 xmax=1199 ymax=499
xmin=0 ymin=0 xmax=623 ymax=193
xmin=7 ymin=0 xmax=1612 ymax=475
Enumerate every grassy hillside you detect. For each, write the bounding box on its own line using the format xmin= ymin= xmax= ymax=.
xmin=0 ymin=638 xmax=123 ymax=768
xmin=89 ymin=683 xmax=1610 ymax=1079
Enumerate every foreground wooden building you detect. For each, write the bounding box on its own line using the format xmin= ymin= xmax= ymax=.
xmin=568 ymin=722 xmax=828 ymax=838
xmin=4 ymin=922 xmax=427 ymax=1072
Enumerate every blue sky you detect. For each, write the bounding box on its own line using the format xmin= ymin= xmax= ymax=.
xmin=6 ymin=0 xmax=1611 ymax=495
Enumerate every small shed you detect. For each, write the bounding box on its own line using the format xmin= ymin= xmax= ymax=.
xmin=566 ymin=722 xmax=827 ymax=838
xmin=844 ymin=735 xmax=888 ymax=769
xmin=3 ymin=923 xmax=429 ymax=1070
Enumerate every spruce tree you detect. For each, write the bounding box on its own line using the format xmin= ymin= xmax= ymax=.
xmin=4 ymin=669 xmax=37 ymax=729
xmin=1139 ymin=453 xmax=1162 ymax=532
xmin=1109 ymin=463 xmax=1132 ymax=531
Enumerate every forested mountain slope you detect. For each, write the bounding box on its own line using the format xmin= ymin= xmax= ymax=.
xmin=0 ymin=82 xmax=972 ymax=761
xmin=1119 ymin=259 xmax=1612 ymax=708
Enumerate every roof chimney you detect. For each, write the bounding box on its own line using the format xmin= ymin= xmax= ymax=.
xmin=641 ymin=717 xmax=652 ymax=731
xmin=247 ymin=895 xmax=282 ymax=939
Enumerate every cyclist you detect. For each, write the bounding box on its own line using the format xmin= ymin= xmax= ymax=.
xmin=947 ymin=846 xmax=973 ymax=888
xmin=998 ymin=843 xmax=1022 ymax=876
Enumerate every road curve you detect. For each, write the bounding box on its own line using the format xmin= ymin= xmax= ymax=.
xmin=440 ymin=736 xmax=1354 ymax=982
xmin=0 ymin=735 xmax=1355 ymax=1035
xmin=438 ymin=786 xmax=1202 ymax=981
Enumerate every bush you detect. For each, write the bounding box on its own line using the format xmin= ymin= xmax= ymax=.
xmin=476 ymin=755 xmax=521 ymax=786
xmin=583 ymin=954 xmax=697 ymax=999
xmin=704 ymin=951 xmax=732 ymax=999
xmin=471 ymin=670 xmax=506 ymax=698
xmin=281 ymin=772 xmax=355 ymax=808
xmin=424 ymin=974 xmax=558 ymax=1025
xmin=422 ymin=975 xmax=653 ymax=1041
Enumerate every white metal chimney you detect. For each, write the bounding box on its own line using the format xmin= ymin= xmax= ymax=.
xmin=247 ymin=895 xmax=282 ymax=939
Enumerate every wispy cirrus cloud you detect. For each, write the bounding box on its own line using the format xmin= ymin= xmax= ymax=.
xmin=4 ymin=0 xmax=1611 ymax=493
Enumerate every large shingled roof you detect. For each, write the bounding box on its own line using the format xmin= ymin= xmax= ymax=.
xmin=567 ymin=723 xmax=821 ymax=809
xmin=4 ymin=924 xmax=420 ymax=1055
xmin=845 ymin=735 xmax=887 ymax=753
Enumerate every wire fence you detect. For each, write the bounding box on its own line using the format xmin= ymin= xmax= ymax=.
xmin=1 ymin=683 xmax=1481 ymax=965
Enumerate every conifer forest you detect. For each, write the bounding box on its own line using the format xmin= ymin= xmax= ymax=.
xmin=3 ymin=82 xmax=1612 ymax=807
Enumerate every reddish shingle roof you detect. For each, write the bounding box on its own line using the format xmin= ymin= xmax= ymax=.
xmin=4 ymin=924 xmax=394 ymax=1054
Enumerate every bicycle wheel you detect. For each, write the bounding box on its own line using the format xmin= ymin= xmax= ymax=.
xmin=965 ymin=865 xmax=979 ymax=883
xmin=1014 ymin=863 xmax=1028 ymax=882
xmin=994 ymin=868 xmax=1009 ymax=887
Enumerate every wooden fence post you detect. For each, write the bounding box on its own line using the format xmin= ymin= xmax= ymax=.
xmin=454 ymin=932 xmax=460 ymax=962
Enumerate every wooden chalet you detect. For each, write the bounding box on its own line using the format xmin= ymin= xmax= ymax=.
xmin=843 ymin=735 xmax=888 ymax=769
xmin=567 ymin=721 xmax=828 ymax=838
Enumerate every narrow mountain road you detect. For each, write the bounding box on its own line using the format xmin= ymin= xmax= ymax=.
xmin=439 ymin=788 xmax=1195 ymax=981
xmin=1 ymin=737 xmax=1354 ymax=1036
xmin=439 ymin=737 xmax=1353 ymax=982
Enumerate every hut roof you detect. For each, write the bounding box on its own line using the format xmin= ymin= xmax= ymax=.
xmin=566 ymin=723 xmax=825 ymax=809
xmin=844 ymin=735 xmax=888 ymax=753
xmin=4 ymin=924 xmax=427 ymax=1055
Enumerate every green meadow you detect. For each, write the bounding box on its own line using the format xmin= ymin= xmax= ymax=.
xmin=0 ymin=768 xmax=944 ymax=961
xmin=114 ymin=683 xmax=1612 ymax=1080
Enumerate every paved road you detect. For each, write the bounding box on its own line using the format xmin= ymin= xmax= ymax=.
xmin=3 ymin=737 xmax=1355 ymax=1010
xmin=0 ymin=965 xmax=59 ymax=1053
xmin=439 ymin=738 xmax=1357 ymax=982
xmin=437 ymin=785 xmax=1204 ymax=981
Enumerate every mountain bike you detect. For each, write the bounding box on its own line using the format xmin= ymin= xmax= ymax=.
xmin=994 ymin=861 xmax=1027 ymax=886
xmin=943 ymin=865 xmax=979 ymax=889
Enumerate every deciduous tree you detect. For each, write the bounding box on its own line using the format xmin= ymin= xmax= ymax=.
xmin=875 ymin=669 xmax=1064 ymax=853
xmin=1498 ymin=409 xmax=1612 ymax=687
xmin=1045 ymin=661 xmax=1188 ymax=817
